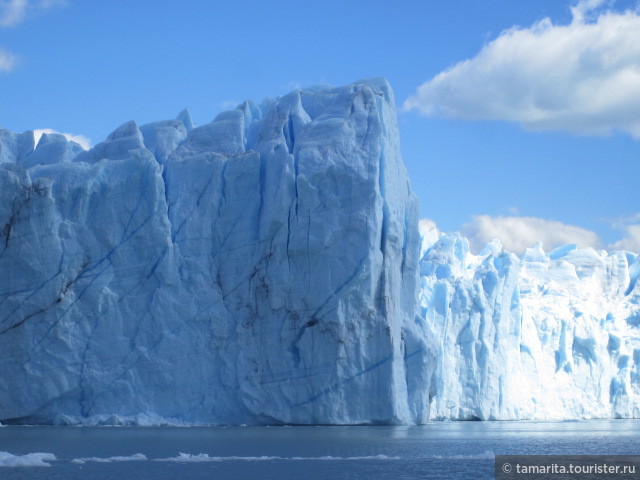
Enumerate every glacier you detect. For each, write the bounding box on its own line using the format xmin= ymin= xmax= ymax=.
xmin=0 ymin=79 xmax=434 ymax=425
xmin=1 ymin=78 xmax=639 ymax=425
xmin=419 ymin=223 xmax=640 ymax=420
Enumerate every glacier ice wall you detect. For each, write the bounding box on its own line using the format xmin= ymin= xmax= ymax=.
xmin=3 ymin=77 xmax=638 ymax=425
xmin=0 ymin=79 xmax=436 ymax=425
xmin=419 ymin=223 xmax=640 ymax=420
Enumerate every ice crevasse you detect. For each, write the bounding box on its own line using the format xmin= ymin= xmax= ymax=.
xmin=0 ymin=78 xmax=639 ymax=424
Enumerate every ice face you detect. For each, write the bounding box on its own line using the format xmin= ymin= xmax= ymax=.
xmin=0 ymin=79 xmax=434 ymax=425
xmin=0 ymin=130 xmax=35 ymax=165
xmin=2 ymin=77 xmax=638 ymax=425
xmin=419 ymin=224 xmax=640 ymax=420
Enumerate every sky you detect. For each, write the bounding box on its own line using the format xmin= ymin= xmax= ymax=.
xmin=1 ymin=0 xmax=639 ymax=254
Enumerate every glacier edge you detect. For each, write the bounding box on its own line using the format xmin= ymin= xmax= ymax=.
xmin=0 ymin=78 xmax=436 ymax=425
xmin=1 ymin=78 xmax=639 ymax=424
xmin=419 ymin=223 xmax=640 ymax=421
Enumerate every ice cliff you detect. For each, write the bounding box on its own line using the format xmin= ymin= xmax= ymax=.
xmin=1 ymin=78 xmax=639 ymax=425
xmin=0 ymin=79 xmax=435 ymax=425
xmin=419 ymin=223 xmax=640 ymax=420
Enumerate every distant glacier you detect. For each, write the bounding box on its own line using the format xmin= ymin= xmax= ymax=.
xmin=419 ymin=223 xmax=640 ymax=420
xmin=0 ymin=79 xmax=638 ymax=425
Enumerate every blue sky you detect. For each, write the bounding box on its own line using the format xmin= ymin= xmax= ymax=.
xmin=1 ymin=0 xmax=639 ymax=253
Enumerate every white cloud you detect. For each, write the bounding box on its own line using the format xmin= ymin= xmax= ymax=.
xmin=0 ymin=0 xmax=67 ymax=73
xmin=461 ymin=215 xmax=603 ymax=254
xmin=608 ymin=213 xmax=640 ymax=252
xmin=0 ymin=0 xmax=27 ymax=27
xmin=570 ymin=0 xmax=608 ymax=23
xmin=404 ymin=0 xmax=640 ymax=138
xmin=609 ymin=224 xmax=640 ymax=252
xmin=33 ymin=128 xmax=91 ymax=149
xmin=0 ymin=47 xmax=15 ymax=72
xmin=0 ymin=0 xmax=66 ymax=27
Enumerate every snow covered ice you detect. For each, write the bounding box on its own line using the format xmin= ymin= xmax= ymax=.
xmin=419 ymin=223 xmax=640 ymax=420
xmin=0 ymin=79 xmax=433 ymax=425
xmin=0 ymin=78 xmax=638 ymax=425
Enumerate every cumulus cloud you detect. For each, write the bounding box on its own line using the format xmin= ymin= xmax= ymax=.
xmin=461 ymin=215 xmax=603 ymax=254
xmin=404 ymin=0 xmax=640 ymax=138
xmin=33 ymin=128 xmax=91 ymax=149
xmin=609 ymin=225 xmax=640 ymax=252
xmin=608 ymin=213 xmax=640 ymax=252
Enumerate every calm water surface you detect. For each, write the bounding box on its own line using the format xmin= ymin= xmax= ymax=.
xmin=0 ymin=420 xmax=638 ymax=479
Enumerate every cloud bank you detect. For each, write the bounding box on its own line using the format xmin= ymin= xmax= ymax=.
xmin=405 ymin=0 xmax=640 ymax=138
xmin=461 ymin=215 xmax=603 ymax=254
xmin=426 ymin=213 xmax=640 ymax=255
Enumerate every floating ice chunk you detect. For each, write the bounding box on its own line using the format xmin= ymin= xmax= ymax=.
xmin=72 ymin=453 xmax=147 ymax=464
xmin=431 ymin=451 xmax=495 ymax=460
xmin=0 ymin=451 xmax=56 ymax=467
xmin=155 ymin=453 xmax=399 ymax=462
xmin=159 ymin=453 xmax=214 ymax=462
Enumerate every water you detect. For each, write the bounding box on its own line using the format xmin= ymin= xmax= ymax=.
xmin=0 ymin=420 xmax=638 ymax=479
